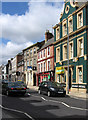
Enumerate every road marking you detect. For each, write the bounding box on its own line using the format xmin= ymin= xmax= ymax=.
xmin=41 ymin=97 xmax=48 ymax=101
xmin=0 ymin=104 xmax=35 ymax=120
xmin=30 ymin=94 xmax=88 ymax=111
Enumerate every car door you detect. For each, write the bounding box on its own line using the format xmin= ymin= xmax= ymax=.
xmin=43 ymin=82 xmax=48 ymax=94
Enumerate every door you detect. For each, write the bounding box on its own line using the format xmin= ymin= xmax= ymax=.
xmin=33 ymin=73 xmax=36 ymax=86
xmin=69 ymin=69 xmax=71 ymax=89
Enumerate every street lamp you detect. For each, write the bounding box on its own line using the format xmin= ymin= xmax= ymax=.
xmin=67 ymin=25 xmax=69 ymax=94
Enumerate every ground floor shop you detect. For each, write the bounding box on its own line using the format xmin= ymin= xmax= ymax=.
xmin=37 ymin=71 xmax=54 ymax=86
xmin=24 ymin=70 xmax=37 ymax=87
xmin=55 ymin=58 xmax=88 ymax=94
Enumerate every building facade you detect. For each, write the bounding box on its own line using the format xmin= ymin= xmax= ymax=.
xmin=53 ymin=1 xmax=88 ymax=93
xmin=17 ymin=52 xmax=24 ymax=81
xmin=23 ymin=41 xmax=44 ymax=87
xmin=37 ymin=31 xmax=54 ymax=86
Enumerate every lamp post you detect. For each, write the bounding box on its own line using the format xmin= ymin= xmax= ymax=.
xmin=67 ymin=25 xmax=69 ymax=94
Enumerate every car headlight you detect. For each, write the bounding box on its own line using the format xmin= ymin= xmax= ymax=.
xmin=50 ymin=88 xmax=55 ymax=91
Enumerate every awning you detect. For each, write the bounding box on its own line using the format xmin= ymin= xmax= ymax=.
xmin=56 ymin=67 xmax=64 ymax=74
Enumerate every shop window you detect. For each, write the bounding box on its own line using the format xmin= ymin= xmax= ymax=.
xmin=77 ymin=37 xmax=84 ymax=57
xmin=69 ymin=42 xmax=73 ymax=59
xmin=77 ymin=10 xmax=83 ymax=29
xmin=78 ymin=67 xmax=82 ymax=83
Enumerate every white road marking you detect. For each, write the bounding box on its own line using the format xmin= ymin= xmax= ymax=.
xmin=0 ymin=104 xmax=35 ymax=120
xmin=30 ymin=94 xmax=88 ymax=111
xmin=41 ymin=97 xmax=48 ymax=101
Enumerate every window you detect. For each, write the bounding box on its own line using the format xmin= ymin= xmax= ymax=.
xmin=56 ymin=26 xmax=60 ymax=40
xmin=48 ymin=47 xmax=50 ymax=56
xmin=76 ymin=66 xmax=83 ymax=83
xmin=41 ymin=63 xmax=42 ymax=72
xmin=77 ymin=37 xmax=84 ymax=57
xmin=39 ymin=64 xmax=40 ymax=72
xmin=69 ymin=42 xmax=73 ymax=59
xmin=78 ymin=67 xmax=82 ymax=83
xmin=34 ymin=59 xmax=36 ymax=66
xmin=48 ymin=61 xmax=50 ymax=71
xmin=34 ymin=48 xmax=36 ymax=54
xmin=44 ymin=62 xmax=45 ymax=72
xmin=68 ymin=16 xmax=73 ymax=33
xmin=24 ymin=51 xmax=26 ymax=56
xmin=64 ymin=24 xmax=67 ymax=36
xmin=56 ymin=47 xmax=60 ymax=62
xmin=27 ymin=60 xmax=29 ymax=66
xmin=24 ymin=61 xmax=26 ymax=71
xmin=77 ymin=10 xmax=83 ymax=28
xmin=41 ymin=51 xmax=42 ymax=58
xmin=27 ymin=50 xmax=29 ymax=56
xmin=30 ymin=49 xmax=32 ymax=55
xmin=38 ymin=52 xmax=40 ymax=59
xmin=44 ymin=49 xmax=45 ymax=57
xmin=30 ymin=60 xmax=32 ymax=66
xmin=63 ymin=45 xmax=67 ymax=60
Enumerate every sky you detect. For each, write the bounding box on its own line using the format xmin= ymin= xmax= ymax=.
xmin=0 ymin=0 xmax=64 ymax=65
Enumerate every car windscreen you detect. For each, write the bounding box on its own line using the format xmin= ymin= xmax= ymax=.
xmin=48 ymin=82 xmax=61 ymax=87
xmin=8 ymin=82 xmax=25 ymax=87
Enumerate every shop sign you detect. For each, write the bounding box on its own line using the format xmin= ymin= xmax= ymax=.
xmin=72 ymin=84 xmax=86 ymax=89
xmin=56 ymin=67 xmax=64 ymax=74
xmin=27 ymin=66 xmax=32 ymax=71
xmin=48 ymin=75 xmax=50 ymax=79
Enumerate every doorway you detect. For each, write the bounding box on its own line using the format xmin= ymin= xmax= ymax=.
xmin=33 ymin=73 xmax=36 ymax=86
xmin=69 ymin=69 xmax=71 ymax=89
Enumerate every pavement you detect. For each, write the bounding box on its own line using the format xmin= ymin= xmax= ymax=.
xmin=27 ymin=85 xmax=88 ymax=100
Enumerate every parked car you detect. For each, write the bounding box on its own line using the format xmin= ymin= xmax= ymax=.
xmin=2 ymin=81 xmax=27 ymax=96
xmin=38 ymin=81 xmax=66 ymax=97
xmin=2 ymin=79 xmax=9 ymax=84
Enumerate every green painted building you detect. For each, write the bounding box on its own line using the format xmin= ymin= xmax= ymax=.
xmin=53 ymin=1 xmax=88 ymax=93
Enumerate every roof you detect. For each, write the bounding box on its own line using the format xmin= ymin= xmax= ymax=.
xmin=39 ymin=37 xmax=54 ymax=51
xmin=23 ymin=41 xmax=44 ymax=51
xmin=77 ymin=2 xmax=87 ymax=7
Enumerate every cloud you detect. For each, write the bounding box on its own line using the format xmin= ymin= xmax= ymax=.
xmin=0 ymin=1 xmax=64 ymax=65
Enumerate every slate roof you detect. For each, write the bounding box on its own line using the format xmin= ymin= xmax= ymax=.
xmin=77 ymin=2 xmax=86 ymax=7
xmin=39 ymin=37 xmax=54 ymax=51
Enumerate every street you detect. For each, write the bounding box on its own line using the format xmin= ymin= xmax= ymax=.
xmin=0 ymin=87 xmax=88 ymax=120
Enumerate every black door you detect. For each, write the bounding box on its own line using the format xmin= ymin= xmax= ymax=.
xmin=69 ymin=69 xmax=71 ymax=89
xmin=33 ymin=73 xmax=36 ymax=86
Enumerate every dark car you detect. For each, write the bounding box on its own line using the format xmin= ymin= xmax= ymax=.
xmin=2 ymin=81 xmax=27 ymax=96
xmin=38 ymin=81 xmax=66 ymax=97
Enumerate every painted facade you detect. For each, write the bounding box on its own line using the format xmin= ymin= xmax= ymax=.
xmin=53 ymin=1 xmax=88 ymax=93
xmin=23 ymin=41 xmax=44 ymax=87
xmin=37 ymin=31 xmax=54 ymax=85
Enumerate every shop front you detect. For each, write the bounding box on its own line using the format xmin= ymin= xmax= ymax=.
xmin=37 ymin=71 xmax=54 ymax=86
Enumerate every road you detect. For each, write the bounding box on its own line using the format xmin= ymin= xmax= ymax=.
xmin=0 ymin=87 xmax=88 ymax=120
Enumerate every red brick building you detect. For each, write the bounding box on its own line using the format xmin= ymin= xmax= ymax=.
xmin=37 ymin=31 xmax=54 ymax=86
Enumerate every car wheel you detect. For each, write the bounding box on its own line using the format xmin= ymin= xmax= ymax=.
xmin=38 ymin=89 xmax=41 ymax=94
xmin=47 ymin=91 xmax=51 ymax=97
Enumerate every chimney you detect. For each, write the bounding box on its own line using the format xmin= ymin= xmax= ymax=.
xmin=45 ymin=30 xmax=53 ymax=43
